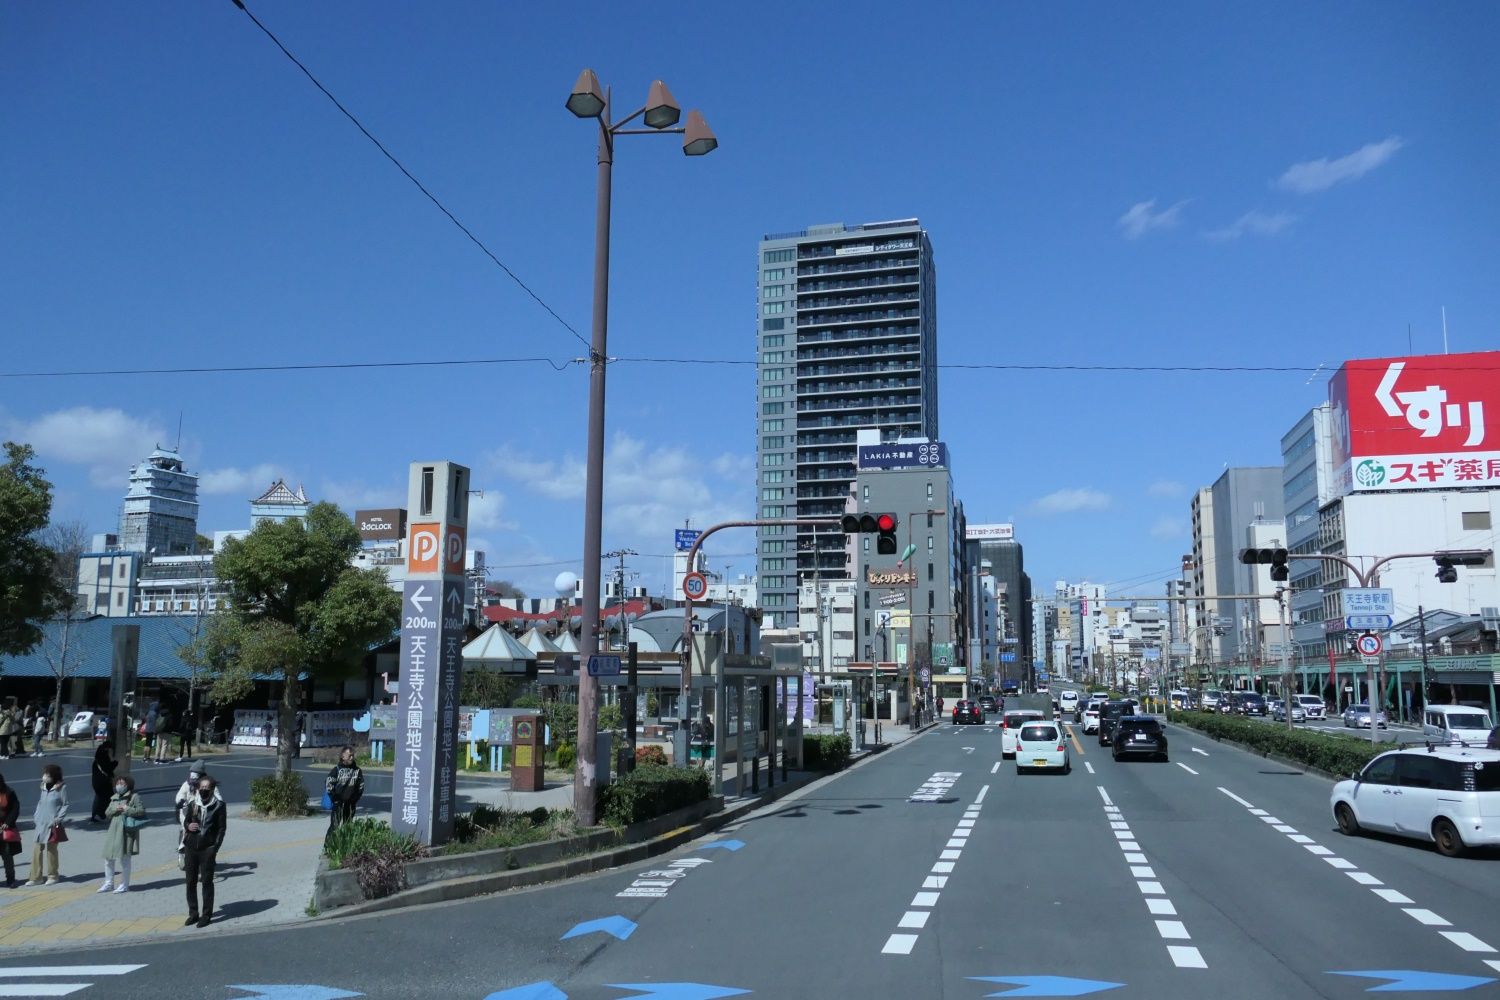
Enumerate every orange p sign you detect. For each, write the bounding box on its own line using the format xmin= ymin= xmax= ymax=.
xmin=408 ymin=523 xmax=441 ymax=573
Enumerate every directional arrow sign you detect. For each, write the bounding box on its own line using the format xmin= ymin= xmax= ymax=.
xmin=446 ymin=585 xmax=463 ymax=613
xmin=608 ymin=984 xmax=750 ymax=999
xmin=483 ymin=983 xmax=569 ymax=1000
xmin=696 ymin=839 xmax=744 ymax=852
xmin=969 ymin=976 xmax=1125 ymax=997
xmin=1329 ymin=970 xmax=1497 ymax=992
xmin=409 ymin=584 xmax=431 ymax=612
xmin=561 ymin=915 xmax=637 ymax=941
xmin=227 ymin=988 xmax=364 ymax=1000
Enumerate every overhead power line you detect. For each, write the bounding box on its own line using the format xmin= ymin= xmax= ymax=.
xmin=227 ymin=0 xmax=589 ymax=351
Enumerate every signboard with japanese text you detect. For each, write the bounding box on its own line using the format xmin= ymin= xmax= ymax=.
xmin=674 ymin=528 xmax=702 ymax=552
xmin=1329 ymin=351 xmax=1500 ymax=493
xmin=857 ymin=441 xmax=947 ymax=470
xmin=1340 ymin=588 xmax=1395 ymax=617
xmin=965 ymin=523 xmax=1014 ymax=541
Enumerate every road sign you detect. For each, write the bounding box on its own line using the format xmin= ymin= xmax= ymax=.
xmin=587 ymin=654 xmax=622 ymax=677
xmin=1345 ymin=614 xmax=1394 ymax=631
xmin=1341 ymin=588 xmax=1395 ymax=617
xmin=918 ymin=667 xmax=931 ymax=684
xmin=682 ymin=572 xmax=708 ymax=601
xmin=674 ymin=528 xmax=702 ymax=552
xmin=1356 ymin=633 xmax=1383 ymax=657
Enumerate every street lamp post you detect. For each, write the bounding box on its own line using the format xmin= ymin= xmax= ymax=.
xmin=566 ymin=69 xmax=717 ymax=825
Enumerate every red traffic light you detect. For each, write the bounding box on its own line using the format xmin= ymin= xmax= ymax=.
xmin=876 ymin=513 xmax=897 ymax=533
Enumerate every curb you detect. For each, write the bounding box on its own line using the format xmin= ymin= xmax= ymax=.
xmin=1162 ymin=721 xmax=1350 ymax=782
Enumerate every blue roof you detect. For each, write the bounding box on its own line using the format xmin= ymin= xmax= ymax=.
xmin=0 ymin=616 xmax=204 ymax=680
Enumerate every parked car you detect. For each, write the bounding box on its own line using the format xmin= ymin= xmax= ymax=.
xmin=1015 ymin=721 xmax=1070 ymax=774
xmin=1000 ymin=710 xmax=1046 ymax=758
xmin=1342 ymin=704 xmax=1388 ymax=729
xmin=1232 ymin=692 xmax=1268 ymax=716
xmin=1332 ymin=745 xmax=1500 ymax=856
xmin=978 ymin=695 xmax=998 ymax=714
xmin=1082 ymin=704 xmax=1102 ymax=734
xmin=952 ymin=700 xmax=984 ymax=725
xmin=1271 ymin=701 xmax=1306 ymax=723
xmin=1296 ymin=695 xmax=1327 ymax=720
xmin=1097 ymin=700 xmax=1137 ymax=747
xmin=1422 ymin=705 xmax=1494 ymax=746
xmin=1111 ymin=716 xmax=1169 ymax=762
xmin=1200 ymin=690 xmax=1225 ymax=713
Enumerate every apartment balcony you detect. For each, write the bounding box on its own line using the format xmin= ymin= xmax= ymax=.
xmin=798 ymin=274 xmax=919 ymax=294
xmin=796 ymin=291 xmax=919 ymax=312
xmin=797 ymin=377 xmax=923 ymax=397
xmin=796 ymin=308 xmax=921 ymax=328
xmin=797 ymin=344 xmax=922 ymax=365
xmin=795 ymin=257 xmax=920 ymax=279
xmin=797 ymin=395 xmax=920 ymax=413
xmin=797 ymin=413 xmax=922 ymax=431
xmin=796 ymin=361 xmax=920 ymax=379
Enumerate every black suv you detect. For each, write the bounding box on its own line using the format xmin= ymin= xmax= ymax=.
xmin=978 ymin=695 xmax=998 ymax=714
xmin=1112 ymin=716 xmax=1168 ymax=761
xmin=1097 ymin=700 xmax=1137 ymax=746
xmin=1234 ymin=692 xmax=1268 ymax=716
xmin=952 ymin=700 xmax=983 ymax=725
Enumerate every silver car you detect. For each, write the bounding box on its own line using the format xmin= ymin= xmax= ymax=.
xmin=1272 ymin=701 xmax=1306 ymax=723
xmin=1342 ymin=703 xmax=1388 ymax=729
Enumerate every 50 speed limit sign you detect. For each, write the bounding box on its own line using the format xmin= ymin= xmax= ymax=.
xmin=682 ymin=572 xmax=708 ymax=601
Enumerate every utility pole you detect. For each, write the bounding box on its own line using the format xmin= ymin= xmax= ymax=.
xmin=1418 ymin=605 xmax=1432 ymax=711
xmin=1278 ymin=586 xmax=1294 ymax=731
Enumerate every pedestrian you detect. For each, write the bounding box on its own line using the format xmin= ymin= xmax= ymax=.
xmin=175 ymin=704 xmax=196 ymax=762
xmin=30 ymin=707 xmax=47 ymax=756
xmin=261 ymin=719 xmax=273 ymax=748
xmin=143 ymin=701 xmax=159 ymax=761
xmin=99 ymin=774 xmax=145 ymax=893
xmin=26 ymin=763 xmax=68 ymax=886
xmin=89 ymin=742 xmax=117 ymax=823
xmin=324 ymin=745 xmax=364 ymax=844
xmin=180 ymin=774 xmax=226 ymax=927
xmin=174 ymin=760 xmax=220 ymax=866
xmin=152 ymin=704 xmax=174 ymax=764
xmin=291 ymin=714 xmax=304 ymax=759
xmin=0 ymin=772 xmax=20 ymax=888
xmin=0 ymin=699 xmax=17 ymax=760
xmin=19 ymin=704 xmax=36 ymax=758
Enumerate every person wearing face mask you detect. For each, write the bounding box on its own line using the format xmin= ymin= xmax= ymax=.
xmin=26 ymin=764 xmax=68 ymax=886
xmin=99 ymin=774 xmax=145 ymax=893
xmin=89 ymin=743 xmax=117 ymax=823
xmin=0 ymin=773 xmax=21 ymax=888
xmin=180 ymin=775 xmax=226 ymax=927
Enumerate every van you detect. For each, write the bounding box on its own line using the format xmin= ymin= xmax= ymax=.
xmin=1332 ymin=745 xmax=1500 ymax=856
xmin=1423 ymin=704 xmax=1494 ymax=746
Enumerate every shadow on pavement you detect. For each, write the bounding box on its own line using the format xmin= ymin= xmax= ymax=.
xmin=215 ymin=898 xmax=279 ymax=921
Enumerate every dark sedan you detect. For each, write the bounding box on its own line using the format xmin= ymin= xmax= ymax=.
xmin=952 ymin=700 xmax=984 ymax=725
xmin=1112 ymin=716 xmax=1169 ymax=761
xmin=1097 ymin=700 xmax=1138 ymax=746
xmin=1236 ymin=692 xmax=1268 ymax=716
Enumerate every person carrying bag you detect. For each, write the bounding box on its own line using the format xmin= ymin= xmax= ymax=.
xmin=99 ymin=774 xmax=145 ymax=892
xmin=27 ymin=764 xmax=68 ymax=886
xmin=0 ymin=773 xmax=21 ymax=888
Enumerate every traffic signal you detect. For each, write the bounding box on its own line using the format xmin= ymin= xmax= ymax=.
xmin=840 ymin=512 xmax=900 ymax=555
xmin=1238 ymin=546 xmax=1290 ymax=582
xmin=1435 ymin=550 xmax=1491 ymax=584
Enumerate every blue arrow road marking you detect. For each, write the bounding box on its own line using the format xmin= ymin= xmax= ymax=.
xmin=969 ymin=975 xmax=1125 ymax=997
xmin=227 ymin=988 xmax=365 ymax=1000
xmin=1329 ymin=970 xmax=1497 ymax=992
xmin=696 ymin=839 xmax=745 ymax=852
xmin=561 ymin=915 xmax=638 ymax=941
xmin=483 ymin=983 xmax=570 ymax=1000
xmin=608 ymin=984 xmax=750 ymax=999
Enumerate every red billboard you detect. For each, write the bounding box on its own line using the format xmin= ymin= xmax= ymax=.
xmin=1329 ymin=350 xmax=1500 ymax=492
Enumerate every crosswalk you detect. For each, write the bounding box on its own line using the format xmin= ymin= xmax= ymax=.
xmin=0 ymin=965 xmax=145 ymax=997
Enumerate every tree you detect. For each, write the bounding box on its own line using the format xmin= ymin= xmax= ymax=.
xmin=0 ymin=443 xmax=57 ymax=659
xmin=37 ymin=520 xmax=89 ymax=739
xmin=184 ymin=502 xmax=400 ymax=777
xmin=460 ymin=671 xmax=522 ymax=709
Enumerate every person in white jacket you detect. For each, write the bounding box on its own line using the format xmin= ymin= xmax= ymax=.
xmin=174 ymin=760 xmax=222 ymax=860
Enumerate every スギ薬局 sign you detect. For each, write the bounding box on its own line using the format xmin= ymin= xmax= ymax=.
xmin=1329 ymin=351 xmax=1500 ymax=492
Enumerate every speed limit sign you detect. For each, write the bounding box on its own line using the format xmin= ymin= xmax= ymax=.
xmin=1356 ymin=633 xmax=1383 ymax=657
xmin=682 ymin=572 xmax=708 ymax=601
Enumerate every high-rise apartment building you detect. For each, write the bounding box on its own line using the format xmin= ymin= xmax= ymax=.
xmin=755 ymin=219 xmax=938 ymax=618
xmin=118 ymin=447 xmax=199 ymax=555
xmin=1189 ymin=467 xmax=1286 ymax=666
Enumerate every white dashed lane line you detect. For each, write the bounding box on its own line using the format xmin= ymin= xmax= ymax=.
xmin=882 ymin=784 xmax=989 ymax=956
xmin=1216 ymin=785 xmax=1499 ymax=971
xmin=1099 ymin=786 xmax=1206 ymax=970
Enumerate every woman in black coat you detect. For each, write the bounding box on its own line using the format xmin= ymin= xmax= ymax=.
xmin=0 ymin=772 xmax=19 ymax=887
xmin=90 ymin=743 xmax=117 ymax=823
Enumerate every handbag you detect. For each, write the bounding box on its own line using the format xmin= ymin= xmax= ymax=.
xmin=46 ymin=823 xmax=68 ymax=844
xmin=123 ymin=815 xmax=146 ymax=830
xmin=321 ymin=790 xmax=333 ymax=811
xmin=0 ymin=827 xmax=19 ymax=843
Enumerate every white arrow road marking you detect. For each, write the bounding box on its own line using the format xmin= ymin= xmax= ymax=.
xmin=962 ymin=747 xmax=975 ymax=754
xmin=410 ymin=584 xmax=431 ymax=612
xmin=1191 ymin=747 xmax=1209 ymax=756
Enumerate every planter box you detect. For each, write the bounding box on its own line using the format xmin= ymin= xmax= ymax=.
xmin=314 ymin=795 xmax=721 ymax=912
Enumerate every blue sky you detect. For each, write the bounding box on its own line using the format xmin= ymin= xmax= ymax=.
xmin=3 ymin=2 xmax=1497 ymax=603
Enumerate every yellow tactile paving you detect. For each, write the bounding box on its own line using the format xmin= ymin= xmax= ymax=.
xmin=0 ymin=927 xmax=41 ymax=946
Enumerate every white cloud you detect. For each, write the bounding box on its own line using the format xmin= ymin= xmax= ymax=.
xmin=1204 ymin=209 xmax=1298 ymax=242
xmin=1030 ymin=488 xmax=1112 ymax=514
xmin=1117 ymin=198 xmax=1188 ymax=239
xmin=468 ymin=490 xmax=516 ymax=532
xmin=1146 ymin=480 xmax=1186 ymax=498
xmin=1149 ymin=516 xmax=1182 ymax=540
xmin=1276 ymin=136 xmax=1404 ymax=194
xmin=200 ymin=463 xmax=293 ymax=497
xmin=711 ymin=452 xmax=754 ymax=479
xmin=3 ymin=406 xmax=167 ymax=488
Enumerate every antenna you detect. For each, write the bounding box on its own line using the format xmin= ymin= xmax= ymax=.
xmin=1407 ymin=323 xmax=1412 ymax=355
xmin=1441 ymin=306 xmax=1449 ymax=354
xmin=175 ymin=412 xmax=184 ymax=452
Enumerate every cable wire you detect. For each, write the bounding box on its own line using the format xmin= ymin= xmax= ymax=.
xmin=227 ymin=0 xmax=590 ymax=351
xmin=0 ymin=357 xmax=579 ymax=379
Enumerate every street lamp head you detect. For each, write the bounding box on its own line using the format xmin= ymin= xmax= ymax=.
xmin=643 ymin=80 xmax=681 ymax=129
xmin=566 ymin=68 xmax=606 ymax=119
xmin=682 ymin=109 xmax=718 ymax=156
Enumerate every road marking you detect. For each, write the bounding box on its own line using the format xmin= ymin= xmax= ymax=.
xmin=1191 ymin=748 xmax=1209 ymax=756
xmin=898 ymin=911 xmax=930 ymax=929
xmin=952 ymin=828 xmax=971 ymax=839
xmin=1124 ymin=852 xmax=1148 ymax=864
xmin=1138 ymin=881 xmax=1165 ymax=894
xmin=963 ymin=747 xmax=975 ymax=754
xmin=1217 ymin=787 xmax=1253 ymax=807
xmin=911 ymin=892 xmax=940 ymax=907
xmin=1404 ymin=908 xmax=1452 ymax=927
xmin=908 ymin=770 xmax=963 ymax=802
xmin=1131 ymin=866 xmax=1156 ymax=878
xmin=957 ymin=819 xmax=975 ymax=828
xmin=922 ymin=876 xmax=948 ymax=889
xmin=1096 ymin=786 xmax=1114 ymax=806
xmin=1288 ymin=834 xmax=1314 ymax=844
xmin=1304 ymin=845 xmax=1334 ymax=857
xmin=882 ymin=934 xmax=918 ymax=955
xmin=1348 ymin=872 xmax=1383 ymax=886
xmin=931 ymin=861 xmax=955 ymax=873
xmin=1273 ymin=824 xmax=1298 ymax=833
xmin=1146 ymin=898 xmax=1177 ymax=915
xmin=1248 ymin=808 xmax=1268 ymax=816
xmin=946 ymin=840 xmax=965 ymax=849
xmin=1067 ymin=726 xmax=1086 ymax=755
xmin=1373 ymin=888 xmax=1413 ymax=904
xmin=1084 ymin=761 xmax=1096 ymax=774
xmin=0 ymin=969 xmax=147 ymax=978
xmin=1155 ymin=920 xmax=1192 ymax=940
xmin=975 ymin=784 xmax=990 ymax=804
xmin=1487 ymin=960 xmax=1500 ymax=974
xmin=1113 ymin=831 xmax=1134 ymax=840
xmin=1440 ymin=932 xmax=1495 ymax=953
xmin=1325 ymin=858 xmax=1357 ymax=870
xmin=940 ymin=850 xmax=962 ymax=860
xmin=990 ymin=762 xmax=1000 ymax=773
xmin=1109 ymin=821 xmax=1130 ymax=830
xmin=1168 ymin=946 xmax=1208 ymax=969
xmin=1119 ymin=840 xmax=1141 ymax=852
xmin=1176 ymin=763 xmax=1199 ymax=775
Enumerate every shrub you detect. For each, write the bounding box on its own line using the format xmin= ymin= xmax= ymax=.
xmin=324 ymin=817 xmax=417 ymax=869
xmin=346 ymin=835 xmax=425 ymax=900
xmin=555 ymin=742 xmax=577 ymax=770
xmin=443 ymin=805 xmax=579 ymax=854
xmin=1173 ymin=711 xmax=1386 ymax=775
xmin=249 ymin=771 xmax=311 ymax=817
xmin=802 ymin=733 xmax=852 ymax=771
xmin=635 ymin=744 xmax=669 ymax=767
xmin=598 ymin=765 xmax=710 ymax=828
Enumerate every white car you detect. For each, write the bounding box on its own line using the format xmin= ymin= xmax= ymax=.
xmin=1296 ymin=695 xmax=1326 ymax=720
xmin=1423 ymin=705 xmax=1494 ymax=746
xmin=66 ymin=710 xmax=103 ymax=740
xmin=1332 ymin=746 xmax=1500 ymax=857
xmin=1000 ymin=710 xmax=1046 ymax=758
xmin=1082 ymin=705 xmax=1101 ymax=734
xmin=1015 ymin=721 xmax=1070 ymax=774
xmin=1200 ymin=690 xmax=1225 ymax=713
xmin=1059 ymin=691 xmax=1080 ymax=716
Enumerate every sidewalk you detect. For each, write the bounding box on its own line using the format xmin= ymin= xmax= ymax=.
xmin=0 ymin=778 xmax=572 ymax=953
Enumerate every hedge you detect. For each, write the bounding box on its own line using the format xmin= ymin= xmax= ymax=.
xmin=597 ymin=764 xmax=710 ymax=828
xmin=802 ymin=733 xmax=852 ymax=772
xmin=1173 ymin=711 xmax=1387 ymax=776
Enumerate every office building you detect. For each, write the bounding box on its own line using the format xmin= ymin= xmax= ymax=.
xmin=1189 ymin=467 xmax=1285 ymax=666
xmin=963 ymin=523 xmax=1032 ymax=685
xmin=755 ymin=219 xmax=938 ymax=619
xmin=1281 ymin=404 xmax=1340 ymax=660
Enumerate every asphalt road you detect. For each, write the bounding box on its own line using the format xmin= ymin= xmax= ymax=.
xmin=6 ymin=721 xmax=1500 ymax=999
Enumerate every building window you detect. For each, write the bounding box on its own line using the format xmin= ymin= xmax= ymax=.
xmin=764 ymin=248 xmax=795 ymax=264
xmin=763 ymin=558 xmax=784 ymax=570
xmin=764 ymin=453 xmax=784 ymax=467
xmin=762 ymin=385 xmax=783 ymax=398
xmin=863 ymin=591 xmax=870 ymax=609
xmin=862 ymin=537 xmax=870 ymax=553
xmin=763 ymin=268 xmax=785 ymax=281
xmin=927 ymin=535 xmax=934 ymax=552
xmin=762 ymin=368 xmax=785 ymax=382
xmin=761 ymin=505 xmax=784 ymax=518
xmin=763 ymin=419 xmax=784 ymax=432
xmin=763 ymin=320 xmax=785 ymax=334
xmin=1462 ymin=511 xmax=1491 ymax=531
xmin=116 ymin=592 xmax=124 ymax=607
xmin=763 ymin=302 xmax=785 ymax=315
xmin=762 ymin=487 xmax=783 ymax=500
xmin=763 ymin=285 xmax=786 ymax=298
xmin=763 ymin=435 xmax=783 ymax=449
xmin=927 ymin=483 xmax=933 ymax=501
xmin=928 ymin=590 xmax=935 ymax=611
xmin=764 ymin=540 xmax=784 ymax=553
xmin=763 ymin=402 xmax=784 ymax=414
xmin=862 ymin=485 xmax=869 ymax=500
xmin=928 ymin=562 xmax=934 ymax=581
xmin=762 ymin=351 xmax=784 ymax=364
xmin=117 ymin=563 xmax=127 ymax=578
